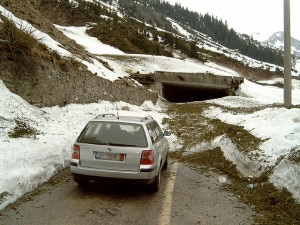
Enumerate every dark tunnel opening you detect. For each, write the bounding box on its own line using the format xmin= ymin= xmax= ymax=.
xmin=163 ymin=83 xmax=228 ymax=103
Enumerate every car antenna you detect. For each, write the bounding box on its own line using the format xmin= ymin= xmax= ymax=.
xmin=115 ymin=101 xmax=119 ymax=119
xmin=112 ymin=94 xmax=119 ymax=119
xmin=117 ymin=105 xmax=119 ymax=119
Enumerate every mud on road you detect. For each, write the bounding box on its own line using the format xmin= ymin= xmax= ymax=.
xmin=0 ymin=161 xmax=255 ymax=225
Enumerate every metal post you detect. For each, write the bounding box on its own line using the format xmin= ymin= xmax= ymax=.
xmin=284 ymin=0 xmax=292 ymax=107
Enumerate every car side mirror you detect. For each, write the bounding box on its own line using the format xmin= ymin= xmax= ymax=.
xmin=163 ymin=130 xmax=171 ymax=136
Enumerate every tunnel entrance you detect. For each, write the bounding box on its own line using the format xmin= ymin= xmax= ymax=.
xmin=130 ymin=71 xmax=244 ymax=103
xmin=163 ymin=83 xmax=228 ymax=103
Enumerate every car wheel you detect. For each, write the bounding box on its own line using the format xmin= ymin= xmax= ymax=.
xmin=151 ymin=169 xmax=161 ymax=192
xmin=162 ymin=155 xmax=168 ymax=170
xmin=73 ymin=174 xmax=88 ymax=186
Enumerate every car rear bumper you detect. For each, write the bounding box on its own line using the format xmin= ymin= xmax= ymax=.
xmin=70 ymin=160 xmax=158 ymax=181
xmin=72 ymin=173 xmax=157 ymax=185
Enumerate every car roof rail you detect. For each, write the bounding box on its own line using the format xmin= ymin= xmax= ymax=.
xmin=140 ymin=115 xmax=153 ymax=122
xmin=95 ymin=113 xmax=115 ymax=119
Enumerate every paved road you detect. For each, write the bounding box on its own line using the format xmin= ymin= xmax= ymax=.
xmin=0 ymin=161 xmax=255 ymax=225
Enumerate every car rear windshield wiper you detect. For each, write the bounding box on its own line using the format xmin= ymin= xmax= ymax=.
xmin=78 ymin=139 xmax=106 ymax=145
xmin=107 ymin=142 xmax=138 ymax=147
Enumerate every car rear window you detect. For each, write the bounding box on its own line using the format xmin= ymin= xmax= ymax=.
xmin=77 ymin=121 xmax=148 ymax=147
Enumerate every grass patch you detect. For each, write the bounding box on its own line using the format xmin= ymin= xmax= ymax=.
xmin=164 ymin=102 xmax=262 ymax=154
xmin=8 ymin=119 xmax=39 ymax=138
xmin=0 ymin=191 xmax=12 ymax=204
xmin=287 ymin=148 xmax=300 ymax=164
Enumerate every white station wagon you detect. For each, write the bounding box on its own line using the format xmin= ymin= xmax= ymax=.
xmin=70 ymin=113 xmax=170 ymax=191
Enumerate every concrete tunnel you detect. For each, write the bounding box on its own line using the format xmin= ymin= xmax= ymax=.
xmin=130 ymin=71 xmax=244 ymax=103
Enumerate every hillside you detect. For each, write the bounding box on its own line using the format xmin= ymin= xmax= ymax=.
xmin=0 ymin=0 xmax=287 ymax=107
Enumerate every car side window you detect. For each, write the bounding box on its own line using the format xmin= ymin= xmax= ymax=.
xmin=147 ymin=121 xmax=163 ymax=143
xmin=81 ymin=122 xmax=102 ymax=136
xmin=147 ymin=123 xmax=156 ymax=143
xmin=153 ymin=121 xmax=164 ymax=140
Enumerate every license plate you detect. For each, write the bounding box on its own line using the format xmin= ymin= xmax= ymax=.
xmin=95 ymin=152 xmax=125 ymax=161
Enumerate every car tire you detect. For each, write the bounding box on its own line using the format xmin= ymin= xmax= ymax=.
xmin=150 ymin=169 xmax=161 ymax=192
xmin=162 ymin=155 xmax=168 ymax=170
xmin=73 ymin=174 xmax=88 ymax=186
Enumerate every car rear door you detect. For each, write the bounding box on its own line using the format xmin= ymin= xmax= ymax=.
xmin=79 ymin=143 xmax=142 ymax=172
xmin=77 ymin=121 xmax=145 ymax=172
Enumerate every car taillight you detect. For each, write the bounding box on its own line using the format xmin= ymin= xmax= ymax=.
xmin=140 ymin=150 xmax=154 ymax=165
xmin=72 ymin=144 xmax=80 ymax=159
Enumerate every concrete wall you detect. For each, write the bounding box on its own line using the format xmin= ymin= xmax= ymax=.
xmin=0 ymin=58 xmax=158 ymax=107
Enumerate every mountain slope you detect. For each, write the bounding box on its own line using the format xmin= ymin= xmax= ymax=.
xmin=263 ymin=32 xmax=300 ymax=56
xmin=0 ymin=0 xmax=294 ymax=108
xmin=32 ymin=0 xmax=288 ymax=76
xmin=252 ymin=31 xmax=300 ymax=72
xmin=264 ymin=32 xmax=300 ymax=71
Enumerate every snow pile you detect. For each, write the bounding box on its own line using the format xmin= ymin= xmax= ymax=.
xmin=201 ymin=99 xmax=300 ymax=199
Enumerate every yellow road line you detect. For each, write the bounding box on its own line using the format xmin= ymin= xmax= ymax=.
xmin=158 ymin=162 xmax=179 ymax=225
